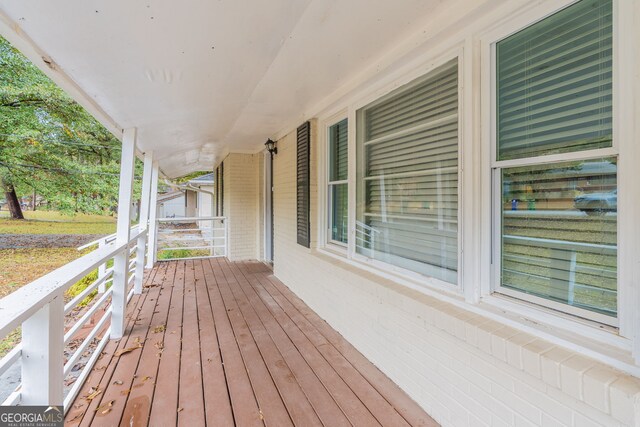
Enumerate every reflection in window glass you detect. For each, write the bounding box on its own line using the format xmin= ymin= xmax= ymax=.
xmin=501 ymin=158 xmax=617 ymax=316
xmin=331 ymin=183 xmax=348 ymax=243
xmin=356 ymin=60 xmax=458 ymax=284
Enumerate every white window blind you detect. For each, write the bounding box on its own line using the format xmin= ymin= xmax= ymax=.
xmin=496 ymin=0 xmax=612 ymax=160
xmin=356 ymin=59 xmax=458 ymax=284
xmin=495 ymin=0 xmax=617 ymax=321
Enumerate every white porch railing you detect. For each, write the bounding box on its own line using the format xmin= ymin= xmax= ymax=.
xmin=156 ymin=216 xmax=227 ymax=260
xmin=0 ymin=227 xmax=147 ymax=412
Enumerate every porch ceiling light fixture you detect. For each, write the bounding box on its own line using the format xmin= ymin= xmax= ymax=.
xmin=265 ymin=139 xmax=277 ymax=156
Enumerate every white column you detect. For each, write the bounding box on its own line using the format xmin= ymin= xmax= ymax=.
xmin=111 ymin=128 xmax=136 ymax=340
xmin=21 ymin=294 xmax=64 ymax=405
xmin=146 ymin=161 xmax=159 ymax=269
xmin=134 ymin=151 xmax=154 ymax=294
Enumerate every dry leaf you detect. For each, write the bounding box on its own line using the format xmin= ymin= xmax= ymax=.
xmin=120 ymin=389 xmax=131 ymax=396
xmin=95 ymin=399 xmax=114 ymax=415
xmin=154 ymin=341 xmax=164 ymax=350
xmin=259 ymin=409 xmax=264 ymax=420
xmin=114 ymin=343 xmax=142 ymax=357
xmin=85 ymin=388 xmax=102 ymax=401
xmin=113 ymin=380 xmax=124 ymax=385
xmin=153 ymin=325 xmax=166 ymax=333
xmin=142 ymin=375 xmax=153 ymax=382
xmin=177 ymin=408 xmax=184 ymax=413
xmin=68 ymin=413 xmax=82 ymax=422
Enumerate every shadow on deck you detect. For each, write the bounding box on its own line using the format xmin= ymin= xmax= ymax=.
xmin=66 ymin=258 xmax=437 ymax=426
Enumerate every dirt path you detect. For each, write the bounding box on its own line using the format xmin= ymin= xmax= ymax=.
xmin=0 ymin=233 xmax=105 ymax=249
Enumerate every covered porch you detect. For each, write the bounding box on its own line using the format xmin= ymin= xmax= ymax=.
xmin=65 ymin=258 xmax=434 ymax=426
xmin=1 ymin=0 xmax=640 ymax=426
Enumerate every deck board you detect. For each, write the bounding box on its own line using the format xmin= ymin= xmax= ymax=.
xmin=66 ymin=259 xmax=438 ymax=427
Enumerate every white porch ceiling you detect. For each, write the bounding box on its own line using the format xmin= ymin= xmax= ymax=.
xmin=0 ymin=0 xmax=447 ymax=177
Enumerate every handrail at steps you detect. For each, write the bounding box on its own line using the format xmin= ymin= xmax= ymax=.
xmin=0 ymin=228 xmax=147 ymax=340
xmin=156 ymin=216 xmax=225 ymax=222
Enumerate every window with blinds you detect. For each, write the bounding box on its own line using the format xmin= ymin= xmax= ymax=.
xmin=495 ymin=0 xmax=617 ymax=321
xmin=496 ymin=0 xmax=612 ymax=160
xmin=328 ymin=119 xmax=348 ymax=244
xmin=356 ymin=59 xmax=459 ymax=284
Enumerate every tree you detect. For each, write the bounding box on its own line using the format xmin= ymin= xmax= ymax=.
xmin=0 ymin=36 xmax=141 ymax=219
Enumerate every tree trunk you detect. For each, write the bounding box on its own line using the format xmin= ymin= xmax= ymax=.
xmin=1 ymin=178 xmax=24 ymax=219
xmin=32 ymin=188 xmax=37 ymax=211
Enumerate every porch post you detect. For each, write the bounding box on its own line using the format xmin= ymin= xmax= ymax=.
xmin=146 ymin=161 xmax=159 ymax=268
xmin=111 ymin=128 xmax=136 ymax=339
xmin=134 ymin=151 xmax=154 ymax=294
xmin=21 ymin=294 xmax=64 ymax=405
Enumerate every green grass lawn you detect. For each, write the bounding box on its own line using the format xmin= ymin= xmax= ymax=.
xmin=0 ymin=247 xmax=91 ymax=357
xmin=0 ymin=210 xmax=117 ymax=356
xmin=0 ymin=210 xmax=116 ymax=234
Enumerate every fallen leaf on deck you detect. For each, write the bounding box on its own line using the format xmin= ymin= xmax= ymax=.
xmin=177 ymin=408 xmax=184 ymax=413
xmin=114 ymin=343 xmax=142 ymax=357
xmin=95 ymin=399 xmax=114 ymax=415
xmin=154 ymin=341 xmax=164 ymax=350
xmin=142 ymin=376 xmax=153 ymax=382
xmin=120 ymin=389 xmax=131 ymax=396
xmin=68 ymin=413 xmax=82 ymax=422
xmin=153 ymin=325 xmax=166 ymax=333
xmin=112 ymin=380 xmax=123 ymax=385
xmin=84 ymin=388 xmax=102 ymax=401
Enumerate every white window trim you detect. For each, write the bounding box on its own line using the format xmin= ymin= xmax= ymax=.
xmin=318 ymin=110 xmax=349 ymax=253
xmin=352 ymin=51 xmax=464 ymax=295
xmin=317 ymin=47 xmax=467 ymax=297
xmin=313 ymin=0 xmax=640 ymax=369
xmin=479 ymin=0 xmax=639 ymax=355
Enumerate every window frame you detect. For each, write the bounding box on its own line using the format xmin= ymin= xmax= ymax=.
xmin=326 ymin=117 xmax=349 ymax=247
xmin=480 ymin=0 xmax=638 ymax=343
xmin=318 ymin=50 xmax=467 ymax=295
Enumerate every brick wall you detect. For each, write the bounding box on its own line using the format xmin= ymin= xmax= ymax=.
xmin=220 ymin=153 xmax=260 ymax=260
xmin=271 ymin=126 xmax=640 ymax=427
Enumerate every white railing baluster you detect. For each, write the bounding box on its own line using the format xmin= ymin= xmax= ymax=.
xmin=21 ymin=294 xmax=64 ymax=406
xmin=111 ymin=247 xmax=129 ymax=339
xmin=147 ymin=162 xmax=160 ymax=269
xmin=134 ymin=234 xmax=147 ymax=294
xmin=98 ymin=238 xmax=107 ymax=293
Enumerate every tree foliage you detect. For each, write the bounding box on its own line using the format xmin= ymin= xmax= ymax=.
xmin=0 ymin=36 xmax=141 ymax=217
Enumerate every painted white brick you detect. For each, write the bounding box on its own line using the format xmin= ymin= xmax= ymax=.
xmin=582 ymin=365 xmax=617 ymax=413
xmin=559 ymin=355 xmax=595 ymax=401
xmin=608 ymin=376 xmax=640 ymax=425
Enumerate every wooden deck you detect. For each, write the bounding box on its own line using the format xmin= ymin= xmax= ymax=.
xmin=65 ymin=258 xmax=437 ymax=427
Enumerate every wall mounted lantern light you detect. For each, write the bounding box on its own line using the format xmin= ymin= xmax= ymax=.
xmin=265 ymin=139 xmax=277 ymax=156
